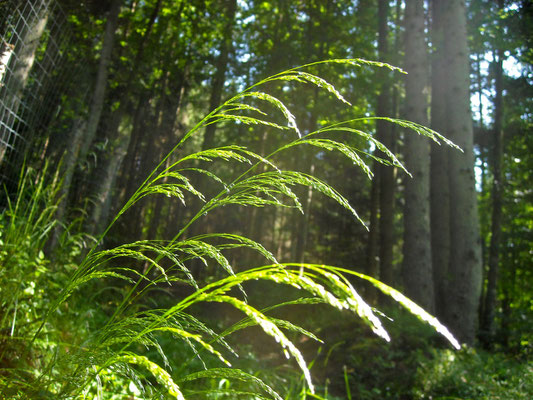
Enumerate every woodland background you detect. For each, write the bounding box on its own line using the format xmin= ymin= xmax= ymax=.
xmin=0 ymin=0 xmax=531 ymax=398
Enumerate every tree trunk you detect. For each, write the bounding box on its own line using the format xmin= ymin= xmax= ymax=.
xmin=366 ymin=170 xmax=380 ymax=302
xmin=188 ymin=0 xmax=236 ymax=240
xmin=442 ymin=0 xmax=483 ymax=345
xmin=201 ymin=0 xmax=237 ymax=151
xmin=51 ymin=0 xmax=120 ymax=246
xmin=481 ymin=8 xmax=505 ymax=345
xmin=295 ymin=163 xmax=315 ymax=263
xmin=0 ymin=0 xmax=49 ymax=163
xmin=0 ymin=41 xmax=15 ymax=89
xmin=87 ymin=0 xmax=165 ymax=239
xmin=499 ymin=246 xmax=516 ymax=348
xmin=377 ymin=0 xmax=396 ymax=288
xmin=87 ymin=115 xmax=132 ymax=235
xmin=147 ymin=76 xmax=186 ymax=240
xmin=402 ymin=0 xmax=434 ymax=312
xmin=76 ymin=0 xmax=121 ymax=170
xmin=366 ymin=0 xmax=391 ymax=303
xmin=429 ymin=0 xmax=450 ymax=321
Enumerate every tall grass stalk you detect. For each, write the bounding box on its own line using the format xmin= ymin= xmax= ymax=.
xmin=1 ymin=59 xmax=460 ymax=399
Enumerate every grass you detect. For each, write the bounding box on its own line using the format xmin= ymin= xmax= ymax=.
xmin=1 ymin=59 xmax=461 ymax=399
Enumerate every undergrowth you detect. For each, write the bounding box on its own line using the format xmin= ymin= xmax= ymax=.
xmin=413 ymin=346 xmax=532 ymax=400
xmin=1 ymin=59 xmax=461 ymax=399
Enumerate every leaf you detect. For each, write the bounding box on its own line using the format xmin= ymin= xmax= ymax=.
xmin=367 ymin=117 xmax=462 ymax=151
xmin=191 ymin=233 xmax=278 ymax=264
xmin=281 ymin=138 xmax=373 ymax=179
xmin=209 ymin=113 xmax=288 ymax=131
xmin=149 ymin=326 xmax=231 ymax=366
xmin=314 ymin=126 xmax=409 ymax=176
xmin=282 ymin=171 xmax=366 ymax=228
xmin=269 ymin=71 xmax=351 ymax=106
xmin=116 ymin=353 xmax=185 ymax=400
xmin=181 ymin=368 xmax=283 ymax=400
xmin=236 ymin=91 xmax=301 ymax=137
xmin=204 ymin=295 xmax=315 ymax=393
xmin=174 ymin=145 xmax=253 ymax=165
xmin=327 ymin=266 xmax=462 ymax=350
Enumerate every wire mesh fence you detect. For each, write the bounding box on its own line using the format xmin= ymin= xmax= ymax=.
xmin=0 ymin=0 xmax=79 ymax=196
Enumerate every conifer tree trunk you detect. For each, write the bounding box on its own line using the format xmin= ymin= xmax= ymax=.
xmin=201 ymin=0 xmax=237 ymax=151
xmin=429 ymin=0 xmax=450 ymax=320
xmin=441 ymin=0 xmax=483 ymax=344
xmin=147 ymin=74 xmax=186 ymax=240
xmin=76 ymin=0 xmax=122 ymax=171
xmin=481 ymin=0 xmax=505 ymax=344
xmin=0 ymin=0 xmax=49 ymax=163
xmin=52 ymin=0 xmax=121 ymax=244
xmin=192 ymin=0 xmax=236 ymax=239
xmin=402 ymin=0 xmax=434 ymax=312
xmin=295 ymin=162 xmax=314 ymax=263
xmin=367 ymin=0 xmax=390 ymax=303
xmin=87 ymin=0 xmax=163 ymax=237
xmin=376 ymin=0 xmax=395 ymax=288
xmin=366 ymin=170 xmax=380 ymax=301
xmin=87 ymin=113 xmax=132 ymax=235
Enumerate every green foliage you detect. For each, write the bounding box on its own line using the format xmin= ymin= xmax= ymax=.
xmin=0 ymin=60 xmax=459 ymax=399
xmin=0 ymin=165 xmax=92 ymax=398
xmin=273 ymin=308 xmax=457 ymax=400
xmin=279 ymin=309 xmax=532 ymax=400
xmin=413 ymin=347 xmax=533 ymax=399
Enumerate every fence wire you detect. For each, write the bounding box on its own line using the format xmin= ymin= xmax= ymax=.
xmin=0 ymin=0 xmax=78 ymax=195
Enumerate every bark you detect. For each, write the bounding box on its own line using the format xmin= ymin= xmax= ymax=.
xmin=187 ymin=0 xmax=236 ymax=240
xmin=87 ymin=115 xmax=132 ymax=235
xmin=499 ymin=248 xmax=516 ymax=348
xmin=201 ymin=0 xmax=237 ymax=151
xmin=77 ymin=0 xmax=121 ymax=169
xmin=377 ymin=0 xmax=396 ymax=288
xmin=51 ymin=0 xmax=120 ymax=246
xmin=0 ymin=0 xmax=49 ymax=163
xmin=402 ymin=0 xmax=434 ymax=312
xmin=295 ymin=163 xmax=315 ymax=263
xmin=146 ymin=79 xmax=184 ymax=240
xmin=475 ymin=53 xmax=488 ymax=319
xmin=247 ymin=129 xmax=269 ymax=243
xmin=429 ymin=0 xmax=450 ymax=320
xmin=293 ymin=2 xmax=331 ymax=264
xmin=442 ymin=0 xmax=483 ymax=345
xmin=122 ymin=0 xmax=183 ymax=205
xmin=366 ymin=170 xmax=380 ymax=298
xmin=88 ymin=0 xmax=164 ymax=238
xmin=481 ymin=27 xmax=505 ymax=345
xmin=366 ymin=0 xmax=390 ymax=303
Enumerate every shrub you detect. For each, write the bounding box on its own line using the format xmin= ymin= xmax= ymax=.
xmin=413 ymin=347 xmax=533 ymax=399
